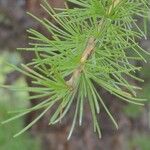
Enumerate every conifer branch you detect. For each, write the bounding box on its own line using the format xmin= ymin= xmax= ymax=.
xmin=1 ymin=0 xmax=149 ymax=139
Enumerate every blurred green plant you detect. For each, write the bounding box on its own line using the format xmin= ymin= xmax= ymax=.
xmin=130 ymin=134 xmax=150 ymax=150
xmin=124 ymin=104 xmax=143 ymax=118
xmin=0 ymin=102 xmax=40 ymax=150
xmin=0 ymin=52 xmax=40 ymax=150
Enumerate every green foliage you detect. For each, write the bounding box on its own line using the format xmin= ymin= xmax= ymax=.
xmin=1 ymin=0 xmax=149 ymax=139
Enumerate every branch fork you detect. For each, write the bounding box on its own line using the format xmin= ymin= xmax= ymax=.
xmin=67 ymin=37 xmax=95 ymax=88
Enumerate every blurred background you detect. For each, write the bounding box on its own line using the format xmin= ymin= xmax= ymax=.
xmin=0 ymin=0 xmax=150 ymax=150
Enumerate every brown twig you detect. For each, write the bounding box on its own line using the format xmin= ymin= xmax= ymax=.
xmin=67 ymin=37 xmax=95 ymax=88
